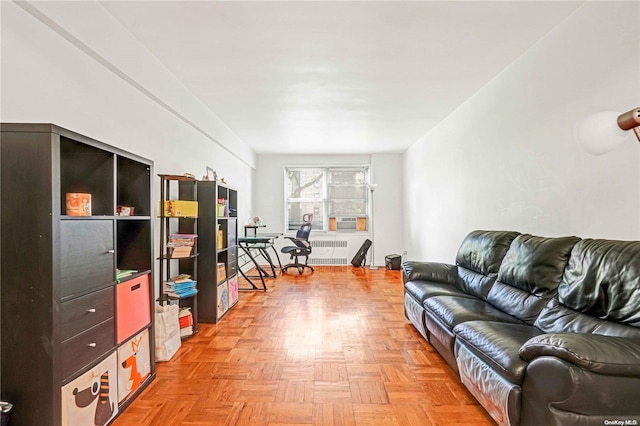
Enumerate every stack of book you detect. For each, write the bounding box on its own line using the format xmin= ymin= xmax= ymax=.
xmin=167 ymin=233 xmax=197 ymax=258
xmin=116 ymin=269 xmax=138 ymax=283
xmin=163 ymin=273 xmax=197 ymax=299
xmin=179 ymin=307 xmax=193 ymax=337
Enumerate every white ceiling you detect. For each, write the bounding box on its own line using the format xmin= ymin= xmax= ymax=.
xmin=100 ymin=1 xmax=582 ymax=155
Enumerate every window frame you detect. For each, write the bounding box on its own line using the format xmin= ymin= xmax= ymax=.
xmin=284 ymin=165 xmax=370 ymax=232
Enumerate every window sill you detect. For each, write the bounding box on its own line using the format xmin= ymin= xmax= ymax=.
xmin=285 ymin=230 xmax=371 ymax=236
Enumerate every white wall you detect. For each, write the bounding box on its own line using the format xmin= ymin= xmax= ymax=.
xmin=254 ymin=153 xmax=403 ymax=266
xmin=371 ymin=153 xmax=405 ymax=264
xmin=1 ymin=1 xmax=255 ymax=256
xmin=404 ymin=1 xmax=640 ymax=263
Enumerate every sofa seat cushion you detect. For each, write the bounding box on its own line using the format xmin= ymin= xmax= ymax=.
xmin=454 ymin=321 xmax=543 ymax=384
xmin=424 ymin=296 xmax=522 ymax=331
xmin=405 ymin=280 xmax=473 ymax=304
xmin=404 ymin=293 xmax=429 ymax=340
xmin=456 ymin=343 xmax=522 ymax=426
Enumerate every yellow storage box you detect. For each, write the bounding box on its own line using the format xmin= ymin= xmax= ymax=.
xmin=161 ymin=200 xmax=198 ymax=217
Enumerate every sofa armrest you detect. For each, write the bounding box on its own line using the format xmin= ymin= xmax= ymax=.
xmin=520 ymin=333 xmax=640 ymax=377
xmin=401 ymin=261 xmax=458 ymax=285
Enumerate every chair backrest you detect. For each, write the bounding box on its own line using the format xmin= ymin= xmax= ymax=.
xmin=296 ymin=222 xmax=312 ymax=240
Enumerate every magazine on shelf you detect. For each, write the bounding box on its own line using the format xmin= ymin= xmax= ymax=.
xmin=164 ymin=278 xmax=197 ymax=299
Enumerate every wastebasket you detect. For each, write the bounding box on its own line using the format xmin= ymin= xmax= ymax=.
xmin=0 ymin=401 xmax=12 ymax=426
xmin=385 ymin=254 xmax=402 ymax=270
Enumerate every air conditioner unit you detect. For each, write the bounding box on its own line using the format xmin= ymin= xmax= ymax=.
xmin=329 ymin=216 xmax=367 ymax=231
xmin=337 ymin=217 xmax=356 ymax=231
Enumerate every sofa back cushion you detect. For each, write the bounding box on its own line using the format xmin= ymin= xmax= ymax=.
xmin=536 ymin=239 xmax=640 ymax=335
xmin=487 ymin=234 xmax=580 ymax=324
xmin=455 ymin=230 xmax=520 ymax=299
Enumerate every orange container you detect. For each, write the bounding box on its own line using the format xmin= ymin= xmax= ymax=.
xmin=116 ymin=273 xmax=151 ymax=343
xmin=66 ymin=193 xmax=92 ymax=216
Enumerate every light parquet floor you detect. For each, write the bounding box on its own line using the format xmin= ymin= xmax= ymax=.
xmin=114 ymin=266 xmax=495 ymax=426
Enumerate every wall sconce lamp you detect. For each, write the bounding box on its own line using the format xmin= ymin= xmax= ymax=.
xmin=575 ymin=107 xmax=640 ymax=155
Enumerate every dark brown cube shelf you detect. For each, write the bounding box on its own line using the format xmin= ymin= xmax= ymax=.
xmin=196 ymin=180 xmax=239 ymax=323
xmin=1 ymin=123 xmax=155 ymax=426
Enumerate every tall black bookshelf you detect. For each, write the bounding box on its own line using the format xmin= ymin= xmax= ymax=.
xmin=196 ymin=180 xmax=239 ymax=323
xmin=158 ymin=175 xmax=199 ymax=338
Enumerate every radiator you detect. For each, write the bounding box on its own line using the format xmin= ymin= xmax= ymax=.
xmin=309 ymin=240 xmax=348 ymax=248
xmin=308 ymin=257 xmax=349 ymax=265
xmin=298 ymin=237 xmax=365 ymax=265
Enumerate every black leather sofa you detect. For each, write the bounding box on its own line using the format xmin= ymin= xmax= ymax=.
xmin=403 ymin=230 xmax=640 ymax=426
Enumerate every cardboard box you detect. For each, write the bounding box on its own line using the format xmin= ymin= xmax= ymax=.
xmin=117 ymin=329 xmax=151 ymax=403
xmin=218 ymin=229 xmax=225 ymax=249
xmin=62 ymin=352 xmax=118 ymax=425
xmin=66 ymin=193 xmax=92 ymax=216
xmin=161 ymin=200 xmax=198 ymax=217
xmin=217 ymin=281 xmax=229 ymax=319
xmin=228 ymin=275 xmax=238 ymax=306
xmin=117 ymin=205 xmax=134 ymax=216
xmin=217 ymin=263 xmax=226 ymax=282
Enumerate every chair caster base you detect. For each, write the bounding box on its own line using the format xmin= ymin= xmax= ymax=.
xmin=282 ymin=264 xmax=314 ymax=275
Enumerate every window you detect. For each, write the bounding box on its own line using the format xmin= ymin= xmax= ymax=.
xmin=285 ymin=166 xmax=369 ymax=231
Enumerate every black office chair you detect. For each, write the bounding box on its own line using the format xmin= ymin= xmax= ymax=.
xmin=281 ymin=221 xmax=314 ymax=275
